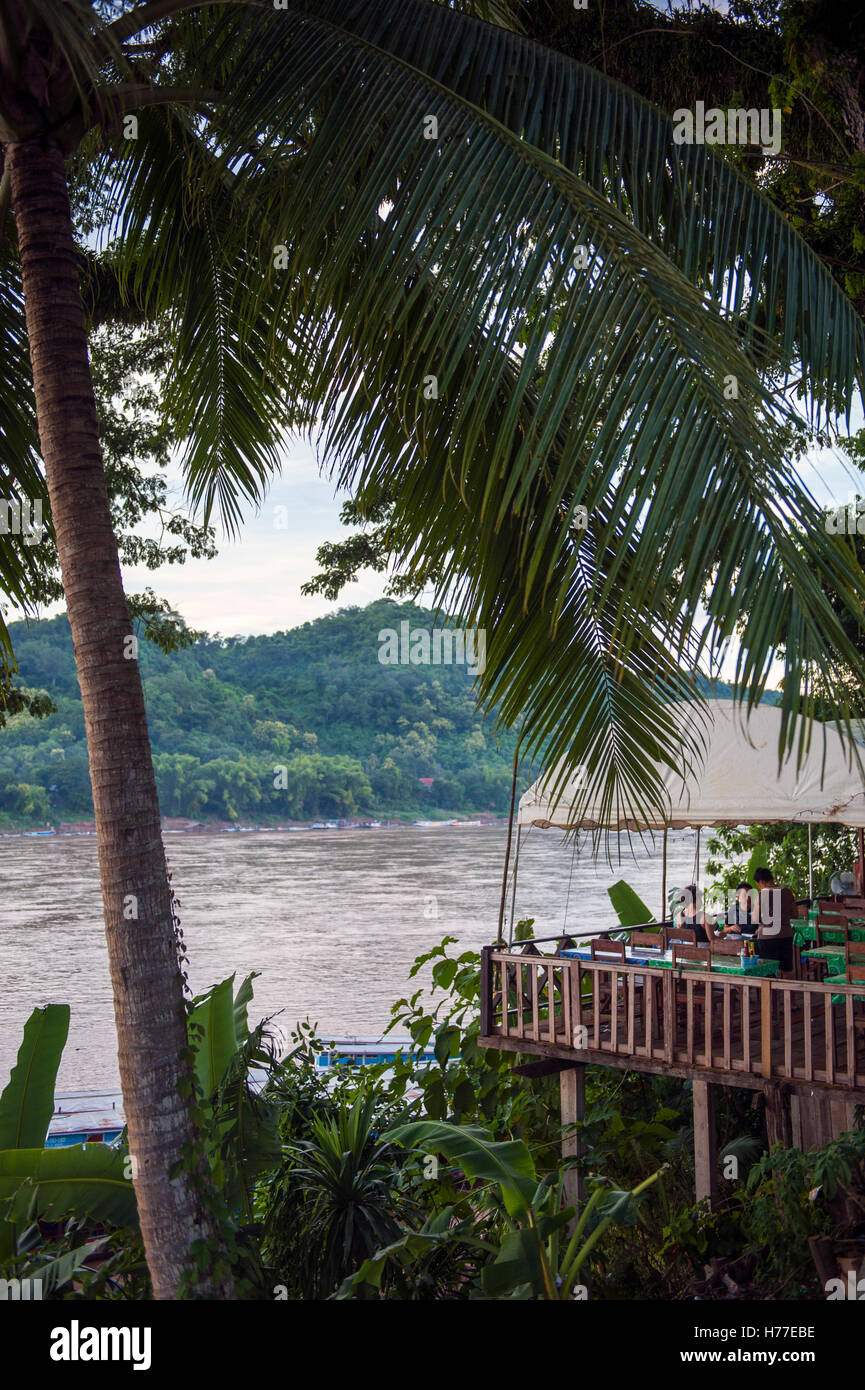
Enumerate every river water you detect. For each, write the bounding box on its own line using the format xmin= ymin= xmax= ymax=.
xmin=0 ymin=824 xmax=698 ymax=1090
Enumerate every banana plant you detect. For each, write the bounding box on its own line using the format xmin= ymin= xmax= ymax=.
xmin=0 ymin=1005 xmax=135 ymax=1263
xmin=0 ymin=1004 xmax=70 ymax=1151
xmin=0 ymin=977 xmax=277 ymax=1267
xmin=186 ymin=973 xmax=283 ymax=1223
xmin=0 ymin=1181 xmax=109 ymax=1299
xmin=372 ymin=1120 xmax=667 ymax=1300
xmin=333 ymin=1206 xmax=490 ymax=1301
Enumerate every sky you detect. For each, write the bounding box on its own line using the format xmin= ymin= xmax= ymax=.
xmin=121 ymin=438 xmax=395 ymax=638
xmin=13 ymin=412 xmax=863 ymax=651
xmin=116 ymin=409 xmax=864 ymax=642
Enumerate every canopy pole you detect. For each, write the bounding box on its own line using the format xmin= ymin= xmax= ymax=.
xmin=695 ymin=826 xmax=701 ymax=885
xmin=497 ymin=746 xmax=519 ymax=942
xmin=661 ymin=825 xmax=668 ymax=923
xmin=508 ymin=825 xmax=523 ymax=946
xmin=808 ymin=824 xmax=813 ymax=900
xmin=859 ymin=827 xmax=865 ymax=896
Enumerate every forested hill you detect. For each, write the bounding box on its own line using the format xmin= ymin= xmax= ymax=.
xmin=0 ymin=600 xmax=753 ymax=828
xmin=0 ymin=601 xmax=524 ymax=826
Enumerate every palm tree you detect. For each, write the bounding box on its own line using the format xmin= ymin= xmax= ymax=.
xmin=1 ymin=0 xmax=864 ymax=1296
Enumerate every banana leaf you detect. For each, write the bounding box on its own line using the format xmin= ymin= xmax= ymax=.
xmin=0 ymin=1005 xmax=70 ymax=1151
xmin=607 ymin=880 xmax=656 ymax=929
xmin=0 ymin=1144 xmax=137 ymax=1259
xmin=189 ymin=976 xmax=238 ymax=1096
xmin=16 ymin=1237 xmax=109 ymax=1296
xmin=385 ymin=1121 xmax=537 ymax=1220
xmin=232 ymin=972 xmax=260 ymax=1044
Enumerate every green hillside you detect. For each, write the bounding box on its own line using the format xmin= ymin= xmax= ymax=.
xmin=0 ymin=601 xmax=521 ymax=827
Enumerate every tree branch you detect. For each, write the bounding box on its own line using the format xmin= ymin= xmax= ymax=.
xmin=100 ymin=83 xmax=219 ymax=114
xmin=108 ymin=0 xmax=264 ymax=46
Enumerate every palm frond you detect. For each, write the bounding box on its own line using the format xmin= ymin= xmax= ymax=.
xmin=10 ymin=0 xmax=862 ymax=820
xmin=179 ymin=6 xmax=865 ymax=769
xmin=289 ymin=0 xmax=863 ymax=420
xmin=0 ymin=249 xmax=48 ymax=664
xmin=90 ymin=109 xmax=301 ymax=534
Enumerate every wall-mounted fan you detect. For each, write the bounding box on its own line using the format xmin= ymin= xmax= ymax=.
xmin=830 ymin=870 xmax=856 ymax=895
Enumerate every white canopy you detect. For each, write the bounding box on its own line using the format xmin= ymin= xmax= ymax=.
xmin=518 ymin=699 xmax=865 ymax=830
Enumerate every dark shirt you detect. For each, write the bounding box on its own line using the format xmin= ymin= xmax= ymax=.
xmin=756 ymin=885 xmax=795 ymax=940
xmin=727 ymin=902 xmax=756 ymax=931
xmin=674 ymin=911 xmax=711 ymax=944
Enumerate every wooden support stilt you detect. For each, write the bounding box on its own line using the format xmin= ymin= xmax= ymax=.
xmin=692 ymin=1078 xmax=718 ymax=1208
xmin=764 ymin=1081 xmax=793 ymax=1149
xmin=560 ymin=1064 xmax=586 ymax=1218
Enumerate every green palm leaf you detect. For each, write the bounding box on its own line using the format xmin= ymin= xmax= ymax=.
xmin=176 ymin=2 xmax=865 ymax=785
xmin=0 ymin=249 xmax=47 ymax=663
xmin=295 ymin=0 xmax=862 ymax=415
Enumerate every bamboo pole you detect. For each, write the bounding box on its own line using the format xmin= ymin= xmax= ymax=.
xmin=497 ymin=746 xmax=519 ymax=942
xmin=508 ymin=825 xmax=523 ymax=946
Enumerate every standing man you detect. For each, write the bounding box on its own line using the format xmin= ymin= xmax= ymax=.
xmin=753 ymin=866 xmax=795 ymax=975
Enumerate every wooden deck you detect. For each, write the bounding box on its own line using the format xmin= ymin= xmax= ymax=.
xmin=479 ymin=945 xmax=865 ymax=1102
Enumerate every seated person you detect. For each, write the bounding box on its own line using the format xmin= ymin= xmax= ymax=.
xmin=752 ymin=866 xmax=795 ymax=974
xmin=672 ymin=884 xmax=715 ymax=944
xmin=720 ymin=881 xmax=758 ymax=936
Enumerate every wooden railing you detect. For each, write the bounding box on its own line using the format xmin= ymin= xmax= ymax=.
xmin=480 ymin=946 xmax=865 ymax=1092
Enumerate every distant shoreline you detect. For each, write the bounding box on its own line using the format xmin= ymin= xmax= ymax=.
xmin=0 ymin=815 xmax=510 ymax=840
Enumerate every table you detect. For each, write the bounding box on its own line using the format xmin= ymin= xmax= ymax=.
xmin=792 ymin=919 xmax=865 ymax=945
xmin=823 ymin=970 xmax=865 ymax=1004
xmin=559 ymin=948 xmax=779 ymax=979
xmin=794 ymin=923 xmax=865 ymax=945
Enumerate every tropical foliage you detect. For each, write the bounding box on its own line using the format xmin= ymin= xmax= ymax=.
xmin=1 ymin=934 xmax=862 ymax=1300
xmin=705 ymin=821 xmax=858 ymax=901
xmin=3 ymin=1 xmax=865 ymax=824
xmin=2 ymin=0 xmax=865 ymax=1295
xmin=0 ymin=973 xmax=279 ymax=1299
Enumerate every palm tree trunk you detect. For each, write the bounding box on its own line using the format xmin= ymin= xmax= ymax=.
xmin=7 ymin=133 xmax=233 ymax=1300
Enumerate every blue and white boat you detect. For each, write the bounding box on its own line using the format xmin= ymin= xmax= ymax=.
xmin=314 ymin=1037 xmax=436 ymax=1069
xmin=46 ymin=1090 xmax=124 ymax=1147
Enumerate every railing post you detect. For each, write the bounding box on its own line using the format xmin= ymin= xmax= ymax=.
xmin=760 ymin=980 xmax=772 ymax=1078
xmin=480 ymin=946 xmax=493 ymax=1036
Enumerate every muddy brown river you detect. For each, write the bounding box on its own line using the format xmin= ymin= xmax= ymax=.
xmin=0 ymin=824 xmax=698 ymax=1089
